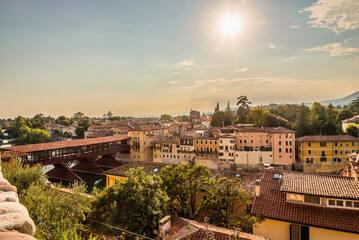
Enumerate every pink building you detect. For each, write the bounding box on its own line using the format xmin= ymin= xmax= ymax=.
xmin=234 ymin=127 xmax=295 ymax=166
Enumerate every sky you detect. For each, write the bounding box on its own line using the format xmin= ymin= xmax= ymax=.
xmin=0 ymin=0 xmax=359 ymax=118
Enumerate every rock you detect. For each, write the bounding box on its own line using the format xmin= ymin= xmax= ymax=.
xmin=0 ymin=231 xmax=36 ymax=240
xmin=0 ymin=179 xmax=11 ymax=186
xmin=0 ymin=192 xmax=19 ymax=203
xmin=0 ymin=202 xmax=29 ymax=216
xmin=0 ymin=185 xmax=17 ymax=193
xmin=0 ymin=213 xmax=36 ymax=236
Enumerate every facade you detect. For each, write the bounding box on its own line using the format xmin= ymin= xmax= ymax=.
xmin=340 ymin=153 xmax=359 ymax=180
xmin=251 ymin=169 xmax=359 ymax=240
xmin=298 ymin=135 xmax=359 ymax=173
xmin=194 ymin=136 xmax=219 ymax=169
xmin=189 ymin=109 xmax=200 ymax=120
xmin=234 ymin=127 xmax=295 ymax=169
xmin=129 ymin=126 xmax=160 ymax=161
xmin=218 ymin=135 xmax=236 ymax=169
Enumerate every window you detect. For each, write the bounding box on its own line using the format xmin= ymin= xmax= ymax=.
xmin=346 ymin=201 xmax=353 ymax=208
xmin=308 ymin=150 xmax=311 ymax=154
xmin=286 ymin=148 xmax=288 ymax=153
xmin=219 ymin=140 xmax=222 ymax=143
xmin=335 ymin=142 xmax=337 ymax=147
xmin=251 ymin=140 xmax=253 ymax=143
xmin=304 ymin=195 xmax=320 ymax=204
xmin=288 ymin=194 xmax=303 ymax=202
xmin=279 ymin=141 xmax=282 ymax=146
xmin=306 ymin=158 xmax=313 ymax=163
xmin=355 ymin=202 xmax=359 ymax=208
xmin=290 ymin=148 xmax=292 ymax=153
xmin=320 ymin=158 xmax=327 ymax=162
xmin=219 ymin=146 xmax=224 ymax=150
xmin=337 ymin=200 xmax=344 ymax=207
xmin=244 ymin=140 xmax=247 ymax=143
xmin=240 ymin=140 xmax=242 ymax=143
xmin=266 ymin=140 xmax=269 ymax=144
xmin=320 ymin=142 xmax=326 ymax=147
xmin=279 ymin=148 xmax=282 ymax=153
xmin=328 ymin=199 xmax=335 ymax=206
xmin=219 ymin=153 xmax=223 ymax=156
xmin=286 ymin=134 xmax=288 ymax=138
xmin=286 ymin=141 xmax=288 ymax=146
xmin=308 ymin=142 xmax=311 ymax=147
xmin=335 ymin=150 xmax=338 ymax=154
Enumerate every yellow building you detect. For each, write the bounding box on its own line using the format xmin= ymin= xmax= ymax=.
xmin=298 ymin=135 xmax=359 ymax=173
xmin=251 ymin=170 xmax=359 ymax=240
xmin=129 ymin=125 xmax=160 ymax=161
xmin=105 ymin=161 xmax=168 ymax=187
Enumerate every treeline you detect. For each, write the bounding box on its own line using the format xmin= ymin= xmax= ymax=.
xmin=210 ymin=96 xmax=359 ymax=137
xmin=1 ymin=111 xmax=128 ymax=144
xmin=4 ymin=161 xmax=261 ymax=239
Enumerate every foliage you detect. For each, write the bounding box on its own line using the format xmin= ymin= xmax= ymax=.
xmin=346 ymin=124 xmax=359 ymax=137
xmin=197 ymin=177 xmax=250 ymax=228
xmin=89 ymin=168 xmax=169 ymax=238
xmin=294 ymin=104 xmax=311 ymax=137
xmin=75 ymin=120 xmax=90 ymax=138
xmin=3 ymin=159 xmax=91 ymax=240
xmin=161 ymin=114 xmax=173 ymax=121
xmin=18 ymin=126 xmax=52 ymax=144
xmin=22 ymin=183 xmax=91 ymax=240
xmin=160 ymin=164 xmax=212 ymax=219
xmin=350 ymin=96 xmax=359 ymax=113
xmin=234 ymin=96 xmax=251 ymax=124
xmin=2 ymin=159 xmax=46 ymax=194
xmin=210 ymin=111 xmax=233 ymax=127
xmin=337 ymin=109 xmax=354 ymax=123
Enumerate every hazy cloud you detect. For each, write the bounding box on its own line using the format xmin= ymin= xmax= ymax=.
xmin=289 ymin=25 xmax=302 ymax=29
xmin=230 ymin=68 xmax=248 ymax=73
xmin=300 ymin=0 xmax=359 ymax=33
xmin=168 ymin=81 xmax=179 ymax=84
xmin=181 ymin=77 xmax=309 ymax=90
xmin=305 ymin=42 xmax=359 ymax=56
xmin=267 ymin=43 xmax=276 ymax=49
xmin=172 ymin=72 xmax=180 ymax=75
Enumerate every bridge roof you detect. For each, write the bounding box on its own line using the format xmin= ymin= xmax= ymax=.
xmin=0 ymin=135 xmax=130 ymax=153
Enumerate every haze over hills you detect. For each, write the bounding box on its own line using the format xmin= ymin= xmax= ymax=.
xmin=305 ymin=90 xmax=359 ymax=107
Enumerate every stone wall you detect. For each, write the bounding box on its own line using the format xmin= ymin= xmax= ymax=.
xmin=0 ymin=165 xmax=36 ymax=240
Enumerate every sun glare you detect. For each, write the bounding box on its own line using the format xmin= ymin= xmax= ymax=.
xmin=220 ymin=15 xmax=240 ymax=36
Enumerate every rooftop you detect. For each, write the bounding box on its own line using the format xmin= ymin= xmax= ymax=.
xmin=297 ymin=135 xmax=358 ymax=142
xmin=168 ymin=218 xmax=268 ymax=240
xmin=280 ymin=171 xmax=359 ymax=199
xmin=0 ymin=135 xmax=130 ymax=153
xmin=251 ymin=170 xmax=359 ymax=234
xmin=105 ymin=161 xmax=171 ymax=177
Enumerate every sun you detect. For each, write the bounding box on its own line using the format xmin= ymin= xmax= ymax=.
xmin=220 ymin=15 xmax=241 ymax=36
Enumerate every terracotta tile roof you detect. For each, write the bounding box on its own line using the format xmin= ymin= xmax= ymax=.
xmin=280 ymin=171 xmax=359 ymax=199
xmin=152 ymin=139 xmax=180 ymax=144
xmin=234 ymin=126 xmax=295 ymax=133
xmin=0 ymin=135 xmax=130 ymax=153
xmin=297 ymin=135 xmax=358 ymax=142
xmin=251 ymin=170 xmax=359 ymax=233
xmin=168 ymin=218 xmax=268 ymax=240
xmin=341 ymin=114 xmax=359 ymax=123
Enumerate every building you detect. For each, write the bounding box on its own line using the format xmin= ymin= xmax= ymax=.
xmin=129 ymin=125 xmax=162 ymax=161
xmin=251 ymin=169 xmax=359 ymax=240
xmin=234 ymin=127 xmax=295 ymax=170
xmin=152 ymin=139 xmax=181 ymax=164
xmin=297 ymin=135 xmax=359 ymax=173
xmin=194 ymin=136 xmax=219 ymax=169
xmin=105 ymin=161 xmax=169 ymax=187
xmin=161 ymin=217 xmax=267 ymax=240
xmin=190 ymin=109 xmax=200 ymax=121
xmin=341 ymin=114 xmax=359 ymax=132
xmin=340 ymin=153 xmax=359 ymax=180
xmin=218 ymin=134 xmax=236 ymax=169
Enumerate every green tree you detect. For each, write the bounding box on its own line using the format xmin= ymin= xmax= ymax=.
xmin=350 ymin=96 xmax=359 ymax=113
xmin=73 ymin=112 xmax=85 ymax=122
xmin=161 ymin=114 xmax=173 ymax=121
xmin=295 ymin=104 xmax=311 ymax=137
xmin=246 ymin=108 xmax=268 ymax=126
xmin=210 ymin=111 xmax=233 ymax=127
xmin=89 ymin=168 xmax=169 ymax=238
xmin=19 ymin=126 xmax=52 ymax=144
xmin=310 ymin=102 xmax=327 ymax=135
xmin=346 ymin=124 xmax=359 ymax=137
xmin=75 ymin=120 xmax=90 ymax=138
xmin=234 ymin=96 xmax=251 ymax=124
xmin=322 ymin=104 xmax=339 ymax=135
xmin=197 ymin=177 xmax=251 ymax=228
xmin=160 ymin=164 xmax=212 ymax=219
xmin=337 ymin=109 xmax=354 ymax=123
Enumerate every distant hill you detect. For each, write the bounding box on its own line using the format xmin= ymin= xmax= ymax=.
xmin=305 ymin=91 xmax=359 ymax=107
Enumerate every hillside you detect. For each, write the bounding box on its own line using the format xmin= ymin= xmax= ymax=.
xmin=304 ymin=91 xmax=359 ymax=107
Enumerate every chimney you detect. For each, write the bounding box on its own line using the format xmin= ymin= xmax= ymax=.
xmin=255 ymin=180 xmax=261 ymax=197
xmin=159 ymin=215 xmax=171 ymax=235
